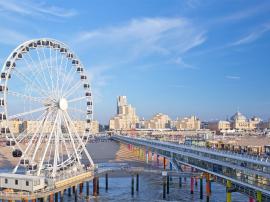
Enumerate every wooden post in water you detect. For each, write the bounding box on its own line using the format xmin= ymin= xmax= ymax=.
xmin=68 ymin=187 xmax=71 ymax=196
xmin=49 ymin=193 xmax=53 ymax=202
xmin=226 ymin=180 xmax=232 ymax=202
xmin=79 ymin=182 xmax=83 ymax=194
xmin=74 ymin=186 xmax=77 ymax=202
xmin=206 ymin=173 xmax=210 ymax=202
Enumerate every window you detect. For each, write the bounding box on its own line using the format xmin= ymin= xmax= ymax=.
xmin=5 ymin=179 xmax=8 ymax=184
xmin=15 ymin=179 xmax=18 ymax=185
xmin=26 ymin=181 xmax=29 ymax=186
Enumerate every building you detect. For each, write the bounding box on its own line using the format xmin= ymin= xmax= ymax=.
xmin=208 ymin=120 xmax=231 ymax=134
xmin=143 ymin=113 xmax=171 ymax=129
xmin=21 ymin=120 xmax=54 ymax=134
xmin=8 ymin=119 xmax=22 ymax=134
xmin=230 ymin=112 xmax=261 ymax=131
xmin=109 ymin=96 xmax=139 ymax=130
xmin=174 ymin=116 xmax=201 ymax=130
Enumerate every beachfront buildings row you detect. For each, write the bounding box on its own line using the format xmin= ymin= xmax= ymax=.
xmin=109 ymin=96 xmax=270 ymax=133
xmin=1 ymin=120 xmax=100 ymax=135
xmin=109 ymin=96 xmax=201 ymax=131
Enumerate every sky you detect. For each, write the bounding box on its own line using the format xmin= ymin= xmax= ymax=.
xmin=0 ymin=0 xmax=270 ymax=124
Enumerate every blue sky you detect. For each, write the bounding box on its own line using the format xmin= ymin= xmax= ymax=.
xmin=0 ymin=0 xmax=270 ymax=124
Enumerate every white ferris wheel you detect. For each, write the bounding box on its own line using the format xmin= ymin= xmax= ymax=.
xmin=0 ymin=38 xmax=94 ymax=178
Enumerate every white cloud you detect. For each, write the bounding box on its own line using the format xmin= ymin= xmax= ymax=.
xmin=171 ymin=57 xmax=198 ymax=69
xmin=230 ymin=23 xmax=270 ymax=46
xmin=0 ymin=28 xmax=29 ymax=46
xmin=0 ymin=0 xmax=77 ymax=18
xmin=225 ymin=75 xmax=240 ymax=80
xmin=75 ymin=17 xmax=206 ymax=60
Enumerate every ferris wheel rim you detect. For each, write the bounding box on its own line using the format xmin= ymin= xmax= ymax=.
xmin=0 ymin=38 xmax=94 ymax=177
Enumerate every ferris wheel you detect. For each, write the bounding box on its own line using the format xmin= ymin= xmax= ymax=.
xmin=0 ymin=38 xmax=94 ymax=178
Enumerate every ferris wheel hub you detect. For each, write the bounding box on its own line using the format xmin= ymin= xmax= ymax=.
xmin=59 ymin=98 xmax=68 ymax=111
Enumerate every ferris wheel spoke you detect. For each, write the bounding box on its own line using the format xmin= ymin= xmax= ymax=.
xmin=13 ymin=68 xmax=51 ymax=99
xmin=12 ymin=111 xmax=48 ymax=174
xmin=31 ymin=110 xmax=54 ymax=163
xmin=59 ymin=57 xmax=69 ymax=95
xmin=62 ymin=111 xmax=81 ymax=163
xmin=9 ymin=106 xmax=48 ymax=119
xmin=35 ymin=48 xmax=51 ymax=92
xmin=37 ymin=111 xmax=59 ymax=176
xmin=63 ymin=80 xmax=82 ymax=99
xmin=8 ymin=91 xmax=44 ymax=103
xmin=23 ymin=56 xmax=48 ymax=93
xmin=63 ymin=111 xmax=94 ymax=166
xmin=26 ymin=51 xmax=53 ymax=95
xmin=68 ymin=97 xmax=86 ymax=104
xmin=41 ymin=47 xmax=55 ymax=94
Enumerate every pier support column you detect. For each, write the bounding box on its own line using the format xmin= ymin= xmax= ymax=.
xmin=206 ymin=173 xmax=210 ymax=202
xmin=166 ymin=175 xmax=170 ymax=194
xmin=226 ymin=180 xmax=232 ymax=202
xmin=87 ymin=181 xmax=90 ymax=196
xmin=163 ymin=157 xmax=166 ymax=170
xmin=60 ymin=191 xmax=64 ymax=202
xmin=190 ymin=177 xmax=194 ymax=194
xmin=74 ymin=186 xmax=77 ymax=202
xmin=105 ymin=173 xmax=109 ymax=191
xmin=136 ymin=173 xmax=139 ymax=192
xmin=93 ymin=177 xmax=98 ymax=196
xmin=68 ymin=187 xmax=71 ymax=196
xmin=151 ymin=152 xmax=154 ymax=161
xmin=179 ymin=177 xmax=182 ymax=188
xmin=49 ymin=193 xmax=53 ymax=202
xmin=131 ymin=175 xmax=135 ymax=196
xmin=79 ymin=182 xmax=83 ymax=194
xmin=169 ymin=162 xmax=173 ymax=181
xmin=146 ymin=151 xmax=149 ymax=164
xmin=157 ymin=154 xmax=159 ymax=166
xmin=195 ymin=177 xmax=198 ymax=187
xmin=97 ymin=177 xmax=100 ymax=195
xmin=200 ymin=176 xmax=203 ymax=199
xmin=163 ymin=175 xmax=166 ymax=199
xmin=54 ymin=192 xmax=58 ymax=202
xmin=256 ymin=191 xmax=262 ymax=202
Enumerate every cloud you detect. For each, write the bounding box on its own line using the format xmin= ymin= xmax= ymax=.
xmin=0 ymin=28 xmax=29 ymax=46
xmin=221 ymin=3 xmax=270 ymax=22
xmin=230 ymin=23 xmax=270 ymax=46
xmin=171 ymin=57 xmax=198 ymax=69
xmin=0 ymin=0 xmax=77 ymax=18
xmin=74 ymin=17 xmax=206 ymax=61
xmin=225 ymin=75 xmax=240 ymax=80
